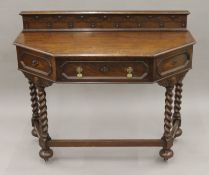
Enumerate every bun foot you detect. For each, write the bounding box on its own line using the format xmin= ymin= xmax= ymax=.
xmin=174 ymin=128 xmax=182 ymax=138
xmin=39 ymin=148 xmax=53 ymax=161
xmin=31 ymin=128 xmax=38 ymax=137
xmin=159 ymin=149 xmax=173 ymax=160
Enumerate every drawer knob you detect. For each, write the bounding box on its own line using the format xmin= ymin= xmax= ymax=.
xmin=32 ymin=59 xmax=38 ymax=67
xmin=76 ymin=66 xmax=83 ymax=78
xmin=126 ymin=67 xmax=133 ymax=78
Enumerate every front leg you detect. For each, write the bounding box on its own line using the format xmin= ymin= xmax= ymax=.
xmin=37 ymin=86 xmax=53 ymax=161
xmin=173 ymin=82 xmax=183 ymax=138
xmin=159 ymin=85 xmax=174 ymax=160
xmin=24 ymin=73 xmax=53 ymax=161
xmin=29 ymin=80 xmax=39 ymax=137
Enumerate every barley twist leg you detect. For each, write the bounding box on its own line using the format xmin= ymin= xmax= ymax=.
xmin=29 ymin=80 xmax=39 ymax=137
xmin=173 ymin=82 xmax=183 ymax=138
xmin=37 ymin=86 xmax=53 ymax=161
xmin=159 ymin=86 xmax=174 ymax=160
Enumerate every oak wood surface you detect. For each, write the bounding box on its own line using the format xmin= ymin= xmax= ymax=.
xmin=14 ymin=31 xmax=195 ymax=57
xmin=47 ymin=139 xmax=163 ymax=147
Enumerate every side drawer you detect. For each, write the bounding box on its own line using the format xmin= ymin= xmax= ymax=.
xmin=17 ymin=48 xmax=53 ymax=77
xmin=156 ymin=52 xmax=191 ymax=77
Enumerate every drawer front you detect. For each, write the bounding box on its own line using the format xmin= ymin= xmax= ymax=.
xmin=18 ymin=50 xmax=52 ymax=76
xmin=157 ymin=53 xmax=190 ymax=76
xmin=59 ymin=61 xmax=149 ymax=81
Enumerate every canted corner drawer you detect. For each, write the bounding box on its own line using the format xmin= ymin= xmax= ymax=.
xmin=157 ymin=53 xmax=190 ymax=76
xmin=60 ymin=61 xmax=149 ymax=80
xmin=19 ymin=51 xmax=52 ymax=76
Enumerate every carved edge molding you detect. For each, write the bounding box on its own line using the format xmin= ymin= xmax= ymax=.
xmin=157 ymin=71 xmax=187 ymax=87
xmin=22 ymin=14 xmax=187 ymax=31
xmin=23 ymin=72 xmax=53 ymax=88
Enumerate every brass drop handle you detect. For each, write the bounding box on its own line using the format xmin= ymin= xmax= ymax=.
xmin=126 ymin=67 xmax=133 ymax=78
xmin=76 ymin=66 xmax=83 ymax=78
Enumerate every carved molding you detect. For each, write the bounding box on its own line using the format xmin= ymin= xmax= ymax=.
xmin=22 ymin=14 xmax=187 ymax=31
xmin=23 ymin=72 xmax=53 ymax=88
xmin=157 ymin=72 xmax=187 ymax=87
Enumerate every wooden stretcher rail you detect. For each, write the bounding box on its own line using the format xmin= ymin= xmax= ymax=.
xmin=47 ymin=139 xmax=163 ymax=147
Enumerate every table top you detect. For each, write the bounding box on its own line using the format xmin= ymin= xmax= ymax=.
xmin=14 ymin=31 xmax=195 ymax=57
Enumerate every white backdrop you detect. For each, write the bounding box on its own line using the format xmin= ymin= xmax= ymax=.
xmin=0 ymin=0 xmax=209 ymax=175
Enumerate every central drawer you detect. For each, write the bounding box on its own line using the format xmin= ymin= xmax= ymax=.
xmin=59 ymin=61 xmax=149 ymax=81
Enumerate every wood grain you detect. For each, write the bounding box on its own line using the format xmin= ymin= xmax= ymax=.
xmin=14 ymin=31 xmax=195 ymax=57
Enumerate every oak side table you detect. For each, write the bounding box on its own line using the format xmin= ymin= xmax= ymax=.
xmin=14 ymin=11 xmax=196 ymax=161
